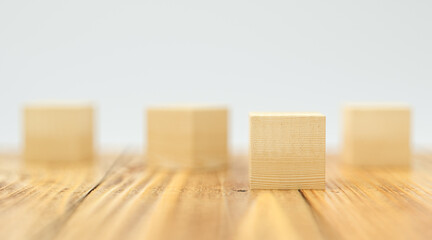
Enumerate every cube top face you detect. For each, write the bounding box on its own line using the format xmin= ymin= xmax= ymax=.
xmin=250 ymin=113 xmax=326 ymax=190
xmin=343 ymin=105 xmax=410 ymax=166
xmin=343 ymin=103 xmax=409 ymax=111
xmin=250 ymin=112 xmax=324 ymax=117
xmin=147 ymin=105 xmax=227 ymax=112
xmin=24 ymin=105 xmax=94 ymax=164
xmin=25 ymin=101 xmax=94 ymax=109
xmin=147 ymin=107 xmax=228 ymax=169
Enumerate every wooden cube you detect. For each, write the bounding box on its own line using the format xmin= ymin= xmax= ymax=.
xmin=24 ymin=104 xmax=94 ymax=164
xmin=146 ymin=106 xmax=228 ymax=169
xmin=343 ymin=104 xmax=411 ymax=166
xmin=250 ymin=113 xmax=326 ymax=189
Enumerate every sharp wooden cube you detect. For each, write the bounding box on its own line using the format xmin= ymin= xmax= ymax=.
xmin=147 ymin=106 xmax=228 ymax=169
xmin=343 ymin=104 xmax=411 ymax=166
xmin=24 ymin=104 xmax=94 ymax=164
xmin=250 ymin=113 xmax=326 ymax=189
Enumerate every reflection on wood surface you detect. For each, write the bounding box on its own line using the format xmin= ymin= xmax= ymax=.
xmin=0 ymin=150 xmax=432 ymax=240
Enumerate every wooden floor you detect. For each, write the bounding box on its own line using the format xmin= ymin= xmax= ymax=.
xmin=1 ymin=149 xmax=432 ymax=240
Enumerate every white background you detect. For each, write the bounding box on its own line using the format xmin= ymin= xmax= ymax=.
xmin=0 ymin=0 xmax=431 ymax=151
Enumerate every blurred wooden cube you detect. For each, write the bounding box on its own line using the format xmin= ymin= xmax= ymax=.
xmin=250 ymin=113 xmax=326 ymax=189
xmin=24 ymin=104 xmax=94 ymax=164
xmin=147 ymin=106 xmax=228 ymax=169
xmin=343 ymin=104 xmax=411 ymax=166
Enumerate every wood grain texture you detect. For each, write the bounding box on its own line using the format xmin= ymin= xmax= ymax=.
xmin=1 ymin=149 xmax=432 ymax=240
xmin=147 ymin=106 xmax=228 ymax=169
xmin=343 ymin=104 xmax=411 ymax=166
xmin=0 ymin=151 xmax=121 ymax=240
xmin=24 ymin=104 xmax=94 ymax=164
xmin=250 ymin=113 xmax=326 ymax=189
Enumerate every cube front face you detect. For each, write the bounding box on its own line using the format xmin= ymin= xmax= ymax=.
xmin=250 ymin=113 xmax=326 ymax=190
xmin=147 ymin=109 xmax=195 ymax=168
xmin=343 ymin=106 xmax=410 ymax=166
xmin=147 ymin=107 xmax=228 ymax=169
xmin=193 ymin=109 xmax=228 ymax=168
xmin=24 ymin=106 xmax=94 ymax=164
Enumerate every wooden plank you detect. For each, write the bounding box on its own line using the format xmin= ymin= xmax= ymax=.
xmin=302 ymin=154 xmax=432 ymax=240
xmin=49 ymin=154 xmax=320 ymax=240
xmin=235 ymin=190 xmax=323 ymax=240
xmin=54 ymin=157 xmax=166 ymax=240
xmin=1 ymin=151 xmax=432 ymax=239
xmin=0 ymin=151 xmax=127 ymax=240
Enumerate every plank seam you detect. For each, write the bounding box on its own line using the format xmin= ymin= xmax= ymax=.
xmin=33 ymin=147 xmax=134 ymax=240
